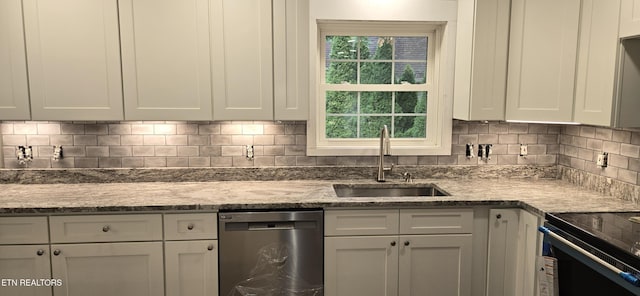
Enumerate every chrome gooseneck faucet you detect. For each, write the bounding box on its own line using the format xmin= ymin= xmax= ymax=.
xmin=377 ymin=125 xmax=393 ymax=182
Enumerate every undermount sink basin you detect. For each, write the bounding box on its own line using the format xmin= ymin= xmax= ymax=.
xmin=333 ymin=183 xmax=450 ymax=197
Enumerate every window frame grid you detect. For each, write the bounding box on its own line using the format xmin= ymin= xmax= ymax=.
xmin=310 ymin=21 xmax=449 ymax=155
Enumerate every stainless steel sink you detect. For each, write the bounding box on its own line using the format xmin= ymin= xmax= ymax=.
xmin=333 ymin=183 xmax=450 ymax=197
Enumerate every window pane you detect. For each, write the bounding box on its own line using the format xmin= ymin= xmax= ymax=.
xmin=360 ymin=116 xmax=392 ymax=138
xmin=322 ymin=32 xmax=432 ymax=141
xmin=361 ymin=92 xmax=392 ymax=114
xmin=326 ymin=62 xmax=357 ymax=84
xmin=326 ymin=36 xmax=358 ymax=60
xmin=326 ymin=116 xmax=357 ymax=138
xmin=365 ymin=37 xmax=393 ymax=60
xmin=395 ymin=63 xmax=426 ymax=84
xmin=361 ymin=62 xmax=392 ymax=84
xmin=395 ymin=91 xmax=427 ymax=114
xmin=326 ymin=91 xmax=357 ymax=114
xmin=394 ymin=116 xmax=426 ymax=138
xmin=394 ymin=37 xmax=427 ymax=60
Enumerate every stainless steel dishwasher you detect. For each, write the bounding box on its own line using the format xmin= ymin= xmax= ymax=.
xmin=218 ymin=210 xmax=323 ymax=296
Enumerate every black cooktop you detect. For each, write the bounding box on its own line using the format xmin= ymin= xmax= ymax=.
xmin=546 ymin=212 xmax=640 ymax=271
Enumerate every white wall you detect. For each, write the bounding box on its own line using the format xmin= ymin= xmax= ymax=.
xmin=309 ymin=0 xmax=457 ymax=22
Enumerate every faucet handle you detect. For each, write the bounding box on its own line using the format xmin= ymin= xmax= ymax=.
xmin=403 ymin=172 xmax=413 ymax=183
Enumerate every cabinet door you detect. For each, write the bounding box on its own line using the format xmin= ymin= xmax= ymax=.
xmin=616 ymin=39 xmax=640 ymax=128
xmin=573 ymin=0 xmax=621 ymax=126
xmin=620 ymin=0 xmax=640 ymax=38
xmin=0 ymin=0 xmax=30 ymax=120
xmin=273 ymin=0 xmax=309 ymax=120
xmin=211 ymin=0 xmax=274 ymax=120
xmin=0 ymin=245 xmax=52 ymax=296
xmin=119 ymin=0 xmax=213 ymax=120
xmin=485 ymin=209 xmax=519 ymax=296
xmin=506 ymin=0 xmax=580 ymax=122
xmin=453 ymin=0 xmax=510 ymax=121
xmin=51 ymin=242 xmax=164 ymax=296
xmin=22 ymin=0 xmax=123 ymax=120
xmin=325 ymin=236 xmax=399 ymax=296
xmin=165 ymin=240 xmax=218 ymax=296
xmin=398 ymin=234 xmax=472 ymax=296
xmin=515 ymin=210 xmax=542 ymax=296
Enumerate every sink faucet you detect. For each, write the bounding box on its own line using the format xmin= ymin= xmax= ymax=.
xmin=377 ymin=125 xmax=393 ymax=182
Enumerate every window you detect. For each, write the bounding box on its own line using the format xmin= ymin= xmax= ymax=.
xmin=308 ymin=21 xmax=452 ymax=156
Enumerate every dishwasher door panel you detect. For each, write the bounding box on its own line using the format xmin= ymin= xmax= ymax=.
xmin=218 ymin=210 xmax=324 ymax=296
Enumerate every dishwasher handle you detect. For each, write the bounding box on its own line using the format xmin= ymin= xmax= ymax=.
xmin=224 ymin=220 xmax=318 ymax=232
xmin=248 ymin=221 xmax=295 ymax=230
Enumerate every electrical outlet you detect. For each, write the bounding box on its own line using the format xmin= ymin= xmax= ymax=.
xmin=519 ymin=144 xmax=528 ymax=156
xmin=596 ymin=152 xmax=608 ymax=167
xmin=245 ymin=145 xmax=254 ymax=160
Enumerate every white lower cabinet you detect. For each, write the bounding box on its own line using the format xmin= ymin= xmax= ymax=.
xmin=485 ymin=209 xmax=542 ymax=296
xmin=49 ymin=214 xmax=164 ymax=296
xmin=325 ymin=236 xmax=399 ymax=296
xmin=324 ymin=209 xmax=473 ymax=296
xmin=0 ymin=216 xmax=52 ymax=296
xmin=164 ymin=213 xmax=218 ymax=296
xmin=51 ymin=242 xmax=164 ymax=296
xmin=398 ymin=235 xmax=472 ymax=296
xmin=165 ymin=240 xmax=218 ymax=296
xmin=0 ymin=245 xmax=53 ymax=296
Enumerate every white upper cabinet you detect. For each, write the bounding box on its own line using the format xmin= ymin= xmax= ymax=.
xmin=211 ymin=0 xmax=274 ymax=120
xmin=23 ymin=0 xmax=124 ymax=121
xmin=0 ymin=0 xmax=30 ymax=120
xmin=506 ymin=0 xmax=581 ymax=122
xmin=573 ymin=0 xmax=621 ymax=126
xmin=454 ymin=0 xmax=510 ymax=121
xmin=273 ymin=0 xmax=309 ymax=120
xmin=615 ymin=39 xmax=640 ymax=128
xmin=119 ymin=0 xmax=213 ymax=120
xmin=620 ymin=0 xmax=640 ymax=38
xmin=211 ymin=0 xmax=308 ymax=120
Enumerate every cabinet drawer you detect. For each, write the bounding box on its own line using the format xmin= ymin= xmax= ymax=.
xmin=0 ymin=217 xmax=49 ymax=245
xmin=50 ymin=214 xmax=162 ymax=243
xmin=164 ymin=213 xmax=217 ymax=240
xmin=325 ymin=210 xmax=399 ymax=236
xmin=399 ymin=209 xmax=473 ymax=234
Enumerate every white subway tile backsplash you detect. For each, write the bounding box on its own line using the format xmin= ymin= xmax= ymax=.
xmin=177 ymin=146 xmax=199 ymax=157
xmin=131 ymin=124 xmax=154 ymax=134
xmin=121 ymin=135 xmax=144 ymax=145
xmin=74 ymin=135 xmax=97 ymax=146
xmin=613 ymin=130 xmax=632 ymax=143
xmin=154 ymin=124 xmax=176 ymax=135
xmin=3 ymin=119 xmax=636 ymax=188
xmin=98 ymin=135 xmax=121 ymax=146
xmin=143 ymin=135 xmax=166 ymax=145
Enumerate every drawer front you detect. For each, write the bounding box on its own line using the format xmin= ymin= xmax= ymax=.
xmin=399 ymin=209 xmax=473 ymax=234
xmin=50 ymin=214 xmax=162 ymax=243
xmin=325 ymin=209 xmax=399 ymax=236
xmin=0 ymin=216 xmax=49 ymax=245
xmin=164 ymin=213 xmax=217 ymax=240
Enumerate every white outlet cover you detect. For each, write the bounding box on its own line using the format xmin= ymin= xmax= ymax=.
xmin=520 ymin=144 xmax=528 ymax=156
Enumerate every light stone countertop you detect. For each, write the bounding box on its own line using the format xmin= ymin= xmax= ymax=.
xmin=1 ymin=178 xmax=639 ymax=215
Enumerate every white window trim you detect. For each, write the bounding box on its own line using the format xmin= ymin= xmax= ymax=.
xmin=307 ymin=21 xmax=453 ymax=156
